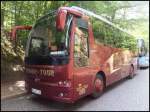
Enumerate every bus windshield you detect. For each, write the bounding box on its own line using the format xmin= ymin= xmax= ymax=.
xmin=25 ymin=11 xmax=72 ymax=65
xmin=27 ymin=11 xmax=72 ymax=57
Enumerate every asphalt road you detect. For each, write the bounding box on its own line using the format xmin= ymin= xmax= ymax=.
xmin=1 ymin=68 xmax=149 ymax=111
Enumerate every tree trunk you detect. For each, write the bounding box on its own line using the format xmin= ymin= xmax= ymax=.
xmin=14 ymin=1 xmax=17 ymax=52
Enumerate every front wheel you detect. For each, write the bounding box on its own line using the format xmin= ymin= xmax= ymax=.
xmin=91 ymin=75 xmax=104 ymax=98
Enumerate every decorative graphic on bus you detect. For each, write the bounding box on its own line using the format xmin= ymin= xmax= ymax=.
xmin=76 ymin=83 xmax=88 ymax=95
xmin=40 ymin=69 xmax=54 ymax=77
xmin=25 ymin=68 xmax=54 ymax=77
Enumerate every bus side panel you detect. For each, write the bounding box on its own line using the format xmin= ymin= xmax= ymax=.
xmin=96 ymin=44 xmax=122 ymax=86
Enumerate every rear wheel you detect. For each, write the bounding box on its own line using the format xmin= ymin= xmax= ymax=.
xmin=91 ymin=75 xmax=104 ymax=98
xmin=128 ymin=65 xmax=134 ymax=79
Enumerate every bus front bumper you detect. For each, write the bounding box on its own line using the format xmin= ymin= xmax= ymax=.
xmin=25 ymin=81 xmax=75 ymax=103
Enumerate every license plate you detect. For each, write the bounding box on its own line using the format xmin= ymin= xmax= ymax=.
xmin=32 ymin=88 xmax=41 ymax=95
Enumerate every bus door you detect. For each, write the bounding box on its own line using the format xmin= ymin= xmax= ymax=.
xmin=73 ymin=18 xmax=94 ymax=98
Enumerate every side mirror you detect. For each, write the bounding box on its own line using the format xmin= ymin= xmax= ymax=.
xmin=56 ymin=10 xmax=67 ymax=31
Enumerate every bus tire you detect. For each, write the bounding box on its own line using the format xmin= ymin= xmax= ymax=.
xmin=128 ymin=65 xmax=134 ymax=79
xmin=91 ymin=74 xmax=104 ymax=98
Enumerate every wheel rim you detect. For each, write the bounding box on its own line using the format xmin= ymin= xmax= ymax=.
xmin=95 ymin=78 xmax=103 ymax=92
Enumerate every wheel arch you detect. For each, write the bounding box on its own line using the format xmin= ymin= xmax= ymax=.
xmin=131 ymin=63 xmax=134 ymax=68
xmin=130 ymin=63 xmax=135 ymax=73
xmin=96 ymin=71 xmax=106 ymax=88
xmin=131 ymin=63 xmax=134 ymax=71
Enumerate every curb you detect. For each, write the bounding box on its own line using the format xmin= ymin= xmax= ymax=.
xmin=1 ymin=92 xmax=27 ymax=101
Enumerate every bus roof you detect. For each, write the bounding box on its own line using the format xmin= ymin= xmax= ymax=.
xmin=70 ymin=6 xmax=135 ymax=37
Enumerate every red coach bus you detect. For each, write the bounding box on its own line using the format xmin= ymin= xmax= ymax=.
xmin=25 ymin=6 xmax=137 ymax=103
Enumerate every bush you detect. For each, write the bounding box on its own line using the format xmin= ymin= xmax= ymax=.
xmin=1 ymin=29 xmax=25 ymax=63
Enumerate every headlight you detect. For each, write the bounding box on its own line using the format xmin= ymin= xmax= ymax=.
xmin=58 ymin=80 xmax=71 ymax=87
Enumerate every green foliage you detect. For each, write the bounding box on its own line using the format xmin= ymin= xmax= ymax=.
xmin=1 ymin=29 xmax=25 ymax=62
xmin=1 ymin=1 xmax=148 ymax=54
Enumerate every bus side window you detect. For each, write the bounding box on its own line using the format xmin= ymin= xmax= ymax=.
xmin=74 ymin=18 xmax=89 ymax=67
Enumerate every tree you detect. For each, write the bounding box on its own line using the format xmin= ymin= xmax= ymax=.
xmin=1 ymin=1 xmax=149 ymax=52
